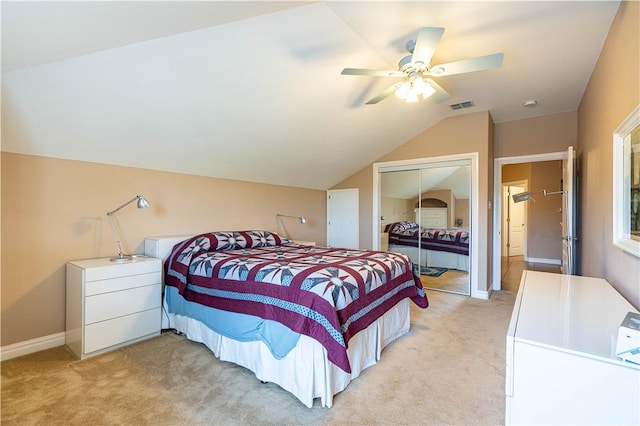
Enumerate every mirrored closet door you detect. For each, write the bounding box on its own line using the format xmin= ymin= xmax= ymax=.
xmin=379 ymin=160 xmax=471 ymax=296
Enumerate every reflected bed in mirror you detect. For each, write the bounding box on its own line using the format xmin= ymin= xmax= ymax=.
xmin=384 ymin=221 xmax=470 ymax=296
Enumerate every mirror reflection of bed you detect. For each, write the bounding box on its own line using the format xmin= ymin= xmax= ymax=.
xmin=380 ymin=165 xmax=471 ymax=296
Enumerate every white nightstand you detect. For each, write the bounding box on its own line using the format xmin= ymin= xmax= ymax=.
xmin=65 ymin=256 xmax=162 ymax=359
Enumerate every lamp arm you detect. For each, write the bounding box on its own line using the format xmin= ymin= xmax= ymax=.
xmin=276 ymin=213 xmax=306 ymax=224
xmin=543 ymin=190 xmax=565 ymax=196
xmin=106 ymin=196 xmax=140 ymax=216
xmin=277 ymin=214 xmax=297 ymax=219
xmin=107 ymin=213 xmax=125 ymax=258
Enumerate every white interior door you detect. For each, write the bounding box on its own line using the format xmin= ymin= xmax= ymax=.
xmin=507 ymin=185 xmax=526 ymax=256
xmin=327 ymin=189 xmax=358 ymax=249
xmin=561 ymin=146 xmax=577 ymax=274
xmin=502 ymin=183 xmax=526 ymax=257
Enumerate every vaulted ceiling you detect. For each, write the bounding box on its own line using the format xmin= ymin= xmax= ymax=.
xmin=1 ymin=1 xmax=620 ymax=191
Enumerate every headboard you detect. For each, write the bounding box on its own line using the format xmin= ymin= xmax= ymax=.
xmin=144 ymin=235 xmax=194 ymax=260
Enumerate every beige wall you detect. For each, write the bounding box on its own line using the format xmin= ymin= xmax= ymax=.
xmin=1 ymin=153 xmax=326 ymax=346
xmin=577 ymin=1 xmax=639 ymax=307
xmin=333 ymin=111 xmax=493 ymax=294
xmin=455 ymin=199 xmax=470 ymax=228
xmin=494 ymin=111 xmax=577 ymax=158
xmin=502 ymin=163 xmax=530 ymax=184
xmin=380 ymin=197 xmax=413 ymax=230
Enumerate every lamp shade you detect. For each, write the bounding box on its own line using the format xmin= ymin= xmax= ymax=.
xmin=395 ymin=81 xmax=411 ymax=99
xmin=137 ymin=196 xmax=150 ymax=209
xmin=512 ymin=189 xmax=564 ymax=203
xmin=417 ymin=78 xmax=436 ymax=98
xmin=512 ymin=192 xmax=536 ymax=203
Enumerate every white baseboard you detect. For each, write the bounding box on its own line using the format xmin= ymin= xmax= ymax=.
xmin=475 ymin=289 xmax=490 ymax=300
xmin=0 ymin=332 xmax=66 ymax=361
xmin=524 ymin=257 xmax=561 ymax=265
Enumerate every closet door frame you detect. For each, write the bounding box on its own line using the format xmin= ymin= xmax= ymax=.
xmin=373 ymin=152 xmax=480 ymax=298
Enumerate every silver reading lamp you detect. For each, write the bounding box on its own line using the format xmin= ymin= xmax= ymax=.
xmin=276 ymin=214 xmax=307 ymax=239
xmin=512 ymin=189 xmax=564 ymax=203
xmin=276 ymin=214 xmax=307 ymax=224
xmin=106 ymin=195 xmax=150 ymax=262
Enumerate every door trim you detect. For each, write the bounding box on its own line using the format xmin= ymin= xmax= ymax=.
xmin=492 ymin=152 xmax=568 ymax=290
xmin=373 ymin=152 xmax=480 ymax=298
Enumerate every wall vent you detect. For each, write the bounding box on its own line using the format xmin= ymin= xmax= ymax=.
xmin=449 ymin=100 xmax=475 ymax=110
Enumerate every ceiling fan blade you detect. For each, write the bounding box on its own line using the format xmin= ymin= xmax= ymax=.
xmin=428 ymin=53 xmax=504 ymax=77
xmin=341 ymin=68 xmax=405 ymax=77
xmin=424 ymin=78 xmax=451 ymax=103
xmin=411 ymin=27 xmax=445 ymax=67
xmin=365 ymin=81 xmax=406 ymax=105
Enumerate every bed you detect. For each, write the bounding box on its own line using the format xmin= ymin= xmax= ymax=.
xmin=145 ymin=230 xmax=428 ymax=408
xmin=384 ymin=221 xmax=470 ymax=272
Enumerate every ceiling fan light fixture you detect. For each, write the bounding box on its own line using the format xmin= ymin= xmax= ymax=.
xmin=395 ymin=77 xmax=435 ymax=102
xmin=405 ymin=91 xmax=419 ymax=102
xmin=341 ymin=27 xmax=504 ymax=105
xmin=418 ymin=78 xmax=436 ymax=99
xmin=412 ymin=77 xmax=426 ymax=91
xmin=394 ymin=81 xmax=411 ymax=100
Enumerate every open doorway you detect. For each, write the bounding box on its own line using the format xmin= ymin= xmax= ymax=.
xmin=492 ymin=150 xmax=575 ymax=290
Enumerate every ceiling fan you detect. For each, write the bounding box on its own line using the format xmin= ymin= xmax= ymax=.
xmin=341 ymin=27 xmax=503 ymax=105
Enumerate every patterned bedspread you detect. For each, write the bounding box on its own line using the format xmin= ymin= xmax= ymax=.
xmin=165 ymin=230 xmax=428 ymax=373
xmin=385 ymin=221 xmax=469 ymax=256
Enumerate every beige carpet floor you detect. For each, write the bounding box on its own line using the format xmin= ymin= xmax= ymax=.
xmin=1 ymin=289 xmax=516 ymax=425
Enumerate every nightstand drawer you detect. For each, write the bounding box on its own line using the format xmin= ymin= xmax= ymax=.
xmin=85 ymin=272 xmax=161 ymax=296
xmin=84 ymin=309 xmax=160 ymax=354
xmin=85 ymin=284 xmax=161 ymax=325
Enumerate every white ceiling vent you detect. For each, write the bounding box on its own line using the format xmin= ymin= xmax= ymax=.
xmin=449 ymin=101 xmax=475 ymax=110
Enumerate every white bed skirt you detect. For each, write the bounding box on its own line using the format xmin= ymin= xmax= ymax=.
xmin=388 ymin=244 xmax=469 ymax=272
xmin=164 ymin=298 xmax=410 ymax=408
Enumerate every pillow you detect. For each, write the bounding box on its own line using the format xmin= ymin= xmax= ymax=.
xmin=173 ymin=230 xmax=285 ymax=266
xmin=385 ymin=221 xmax=419 ymax=233
xmin=208 ymin=230 xmax=284 ymax=250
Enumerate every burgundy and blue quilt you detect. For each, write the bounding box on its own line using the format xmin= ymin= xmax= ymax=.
xmin=164 ymin=230 xmax=429 ymax=373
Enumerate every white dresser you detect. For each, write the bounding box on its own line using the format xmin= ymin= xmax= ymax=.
xmin=417 ymin=207 xmax=447 ymax=228
xmin=506 ymin=271 xmax=640 ymax=425
xmin=66 ymin=256 xmax=162 ymax=359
